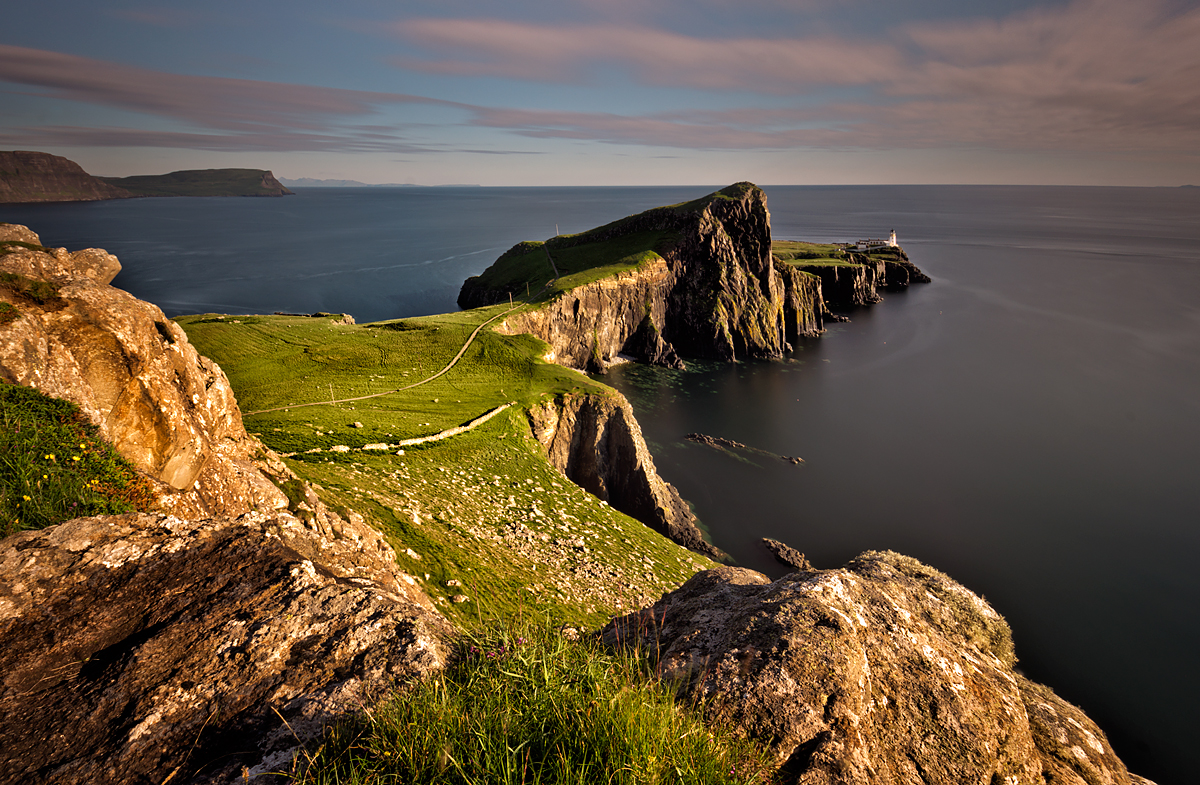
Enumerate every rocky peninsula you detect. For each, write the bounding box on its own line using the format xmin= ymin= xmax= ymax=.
xmin=0 ymin=191 xmax=1154 ymax=784
xmin=0 ymin=150 xmax=291 ymax=202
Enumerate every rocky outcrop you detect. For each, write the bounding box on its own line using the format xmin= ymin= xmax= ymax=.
xmin=603 ymin=551 xmax=1148 ymax=785
xmin=0 ymin=224 xmax=287 ymax=518
xmin=794 ymin=248 xmax=931 ymax=310
xmin=795 ymin=255 xmax=884 ymax=309
xmin=528 ymin=392 xmax=721 ymax=558
xmin=0 ymin=510 xmax=454 ymax=785
xmin=467 ymin=183 xmax=827 ymax=370
xmin=0 ymin=151 xmax=133 ymax=204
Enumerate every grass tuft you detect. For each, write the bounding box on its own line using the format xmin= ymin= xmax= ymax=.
xmin=0 ymin=382 xmax=156 ymax=537
xmin=289 ymin=623 xmax=772 ymax=785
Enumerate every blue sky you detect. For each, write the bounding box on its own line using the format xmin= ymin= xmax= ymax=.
xmin=2 ymin=0 xmax=1197 ymax=186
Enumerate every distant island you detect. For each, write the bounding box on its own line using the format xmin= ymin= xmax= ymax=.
xmin=0 ymin=150 xmax=291 ymax=203
xmin=279 ymin=177 xmax=482 ymax=188
xmin=279 ymin=177 xmax=419 ymax=188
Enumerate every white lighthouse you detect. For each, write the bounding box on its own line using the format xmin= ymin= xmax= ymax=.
xmin=889 ymin=229 xmax=897 ymax=247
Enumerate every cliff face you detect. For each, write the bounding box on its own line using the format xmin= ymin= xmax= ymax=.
xmin=468 ymin=183 xmax=826 ymax=370
xmin=496 ymin=259 xmax=680 ymax=372
xmin=795 ymin=248 xmax=932 ymax=310
xmin=0 ymin=151 xmax=132 ymax=204
xmin=528 ymin=392 xmax=720 ymax=557
xmin=0 ymin=224 xmax=284 ymax=517
xmin=604 ymin=552 xmax=1147 ymax=785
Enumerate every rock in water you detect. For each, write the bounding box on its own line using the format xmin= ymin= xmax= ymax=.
xmin=603 ymin=551 xmax=1145 ymax=785
xmin=0 ymin=224 xmax=287 ymax=517
xmin=762 ymin=537 xmax=812 ymax=570
xmin=0 ymin=511 xmax=453 ymax=784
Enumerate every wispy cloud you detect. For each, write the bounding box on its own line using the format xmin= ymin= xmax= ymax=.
xmin=387 ymin=19 xmax=899 ymax=92
xmin=388 ymin=0 xmax=1200 ymax=153
xmin=0 ymin=44 xmax=463 ymax=152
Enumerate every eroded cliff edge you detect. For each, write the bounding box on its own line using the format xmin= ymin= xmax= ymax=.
xmin=529 ymin=392 xmax=720 ymax=558
xmin=460 ymin=183 xmax=833 ymax=370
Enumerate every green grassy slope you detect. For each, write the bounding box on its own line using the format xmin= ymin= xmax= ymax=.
xmin=772 ymin=240 xmax=858 ymax=267
xmin=178 ymin=311 xmax=713 ymax=628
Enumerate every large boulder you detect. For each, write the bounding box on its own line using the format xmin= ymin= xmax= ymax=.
xmin=0 ymin=510 xmax=454 ymax=784
xmin=603 ymin=551 xmax=1148 ymax=785
xmin=0 ymin=224 xmax=286 ymax=517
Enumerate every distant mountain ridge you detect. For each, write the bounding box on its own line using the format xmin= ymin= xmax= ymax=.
xmin=0 ymin=151 xmax=291 ymax=202
xmin=279 ymin=177 xmax=419 ymax=188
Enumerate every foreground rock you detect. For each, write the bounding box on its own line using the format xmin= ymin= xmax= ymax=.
xmin=0 ymin=224 xmax=287 ymax=517
xmin=528 ymin=392 xmax=721 ymax=557
xmin=0 ymin=510 xmax=454 ymax=785
xmin=604 ymin=551 xmax=1148 ymax=785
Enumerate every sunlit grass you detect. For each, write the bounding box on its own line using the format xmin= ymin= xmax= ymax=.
xmin=290 ymin=623 xmax=772 ymax=785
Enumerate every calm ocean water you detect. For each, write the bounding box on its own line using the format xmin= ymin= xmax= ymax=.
xmin=5 ymin=185 xmax=1198 ymax=782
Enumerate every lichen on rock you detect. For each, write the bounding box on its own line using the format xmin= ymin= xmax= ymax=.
xmin=603 ymin=550 xmax=1140 ymax=785
xmin=0 ymin=510 xmax=453 ymax=784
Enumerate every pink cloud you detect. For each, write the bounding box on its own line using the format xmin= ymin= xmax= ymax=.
xmin=0 ymin=44 xmax=453 ymax=135
xmin=388 ymin=19 xmax=902 ymax=92
xmin=393 ymin=0 xmax=1200 ymax=154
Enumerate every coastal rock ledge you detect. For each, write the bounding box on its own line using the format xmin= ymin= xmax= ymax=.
xmin=603 ymin=552 xmax=1153 ymax=785
xmin=0 ymin=511 xmax=454 ymax=785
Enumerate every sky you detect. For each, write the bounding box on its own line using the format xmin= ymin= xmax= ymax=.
xmin=1 ymin=0 xmax=1197 ymax=186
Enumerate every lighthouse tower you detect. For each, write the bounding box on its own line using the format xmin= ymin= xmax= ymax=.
xmin=889 ymin=229 xmax=897 ymax=247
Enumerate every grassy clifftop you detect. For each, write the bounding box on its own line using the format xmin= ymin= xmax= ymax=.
xmin=177 ymin=310 xmax=713 ymax=629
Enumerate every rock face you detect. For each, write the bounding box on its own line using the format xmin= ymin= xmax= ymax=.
xmin=0 ymin=151 xmax=133 ymax=204
xmin=603 ymin=551 xmax=1145 ymax=785
xmin=0 ymin=510 xmax=454 ymax=785
xmin=796 ymin=248 xmax=931 ymax=310
xmin=464 ymin=183 xmax=828 ymax=370
xmin=528 ymin=392 xmax=721 ymax=558
xmin=0 ymin=224 xmax=287 ymax=517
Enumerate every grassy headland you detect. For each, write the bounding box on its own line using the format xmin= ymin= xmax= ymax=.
xmin=100 ymin=168 xmax=292 ymax=197
xmin=177 ymin=310 xmax=714 ymax=629
xmin=771 ymin=240 xmax=857 ymax=267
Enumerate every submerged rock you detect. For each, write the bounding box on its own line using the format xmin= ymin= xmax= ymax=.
xmin=603 ymin=551 xmax=1147 ymax=785
xmin=0 ymin=511 xmax=453 ymax=784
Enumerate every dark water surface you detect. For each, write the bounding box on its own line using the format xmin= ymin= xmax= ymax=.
xmin=5 ymin=185 xmax=1198 ymax=782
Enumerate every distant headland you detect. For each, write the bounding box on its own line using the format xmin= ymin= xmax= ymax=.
xmin=0 ymin=150 xmax=291 ymax=203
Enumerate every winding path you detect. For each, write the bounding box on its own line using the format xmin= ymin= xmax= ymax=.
xmin=244 ymin=302 xmax=523 ymax=416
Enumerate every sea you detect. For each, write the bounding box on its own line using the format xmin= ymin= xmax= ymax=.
xmin=4 ymin=184 xmax=1198 ymax=783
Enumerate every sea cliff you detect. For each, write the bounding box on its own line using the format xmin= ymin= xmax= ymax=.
xmin=461 ymin=183 xmax=832 ymax=370
xmin=0 ymin=150 xmax=132 ymax=204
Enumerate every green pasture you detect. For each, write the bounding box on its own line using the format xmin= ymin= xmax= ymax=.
xmin=178 ymin=311 xmax=712 ymax=628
